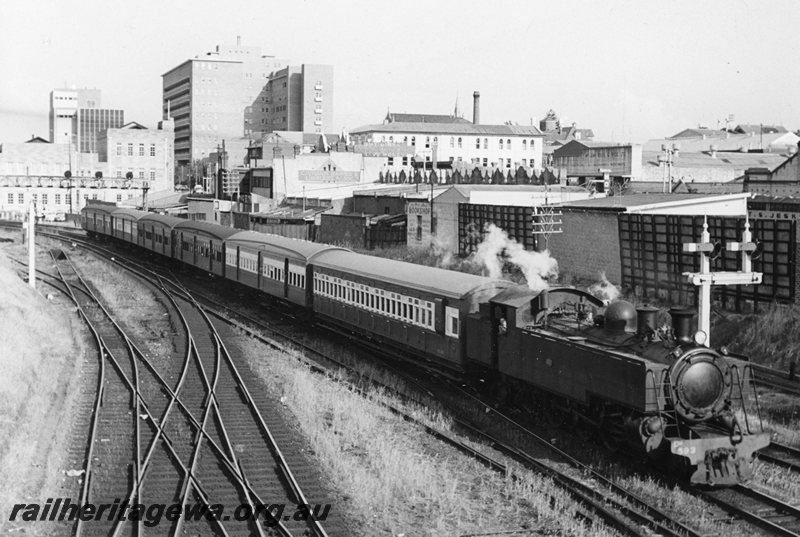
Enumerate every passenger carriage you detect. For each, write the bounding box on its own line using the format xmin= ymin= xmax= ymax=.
xmin=172 ymin=221 xmax=239 ymax=276
xmin=81 ymin=204 xmax=116 ymax=238
xmin=137 ymin=214 xmax=185 ymax=257
xmin=110 ymin=208 xmax=149 ymax=244
xmin=309 ymin=250 xmax=513 ymax=370
xmin=224 ymin=231 xmax=347 ymax=307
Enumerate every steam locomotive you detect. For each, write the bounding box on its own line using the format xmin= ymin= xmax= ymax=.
xmin=81 ymin=204 xmax=770 ymax=486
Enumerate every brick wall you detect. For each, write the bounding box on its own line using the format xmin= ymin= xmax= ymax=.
xmin=547 ymin=209 xmax=621 ymax=284
xmin=318 ymin=213 xmax=366 ymax=247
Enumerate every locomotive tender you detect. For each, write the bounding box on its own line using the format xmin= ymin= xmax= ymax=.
xmin=82 ymin=204 xmax=771 ymax=486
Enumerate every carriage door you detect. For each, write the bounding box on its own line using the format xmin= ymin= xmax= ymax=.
xmin=445 ymin=306 xmax=462 ymax=361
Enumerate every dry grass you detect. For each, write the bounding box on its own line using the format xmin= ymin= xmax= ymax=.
xmin=0 ymin=243 xmax=86 ymax=534
xmin=0 ymin=249 xmax=77 ymax=424
xmin=67 ymin=249 xmax=175 ymax=365
xmin=713 ymin=302 xmax=800 ymax=371
xmin=237 ymin=336 xmax=620 ymax=537
xmin=750 ymin=459 xmax=800 ymax=504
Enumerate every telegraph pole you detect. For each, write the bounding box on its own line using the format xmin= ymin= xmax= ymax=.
xmin=28 ymin=201 xmax=35 ymax=289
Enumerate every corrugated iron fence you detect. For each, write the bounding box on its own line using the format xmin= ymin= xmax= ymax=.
xmin=619 ymin=214 xmax=796 ymax=309
xmin=458 ymin=204 xmax=536 ymax=256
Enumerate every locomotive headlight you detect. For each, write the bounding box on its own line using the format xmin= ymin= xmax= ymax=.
xmin=667 ymin=348 xmax=733 ymax=423
xmin=693 ymin=330 xmax=708 ymax=346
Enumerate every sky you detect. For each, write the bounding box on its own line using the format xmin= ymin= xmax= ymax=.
xmin=1 ymin=0 xmax=797 ymax=144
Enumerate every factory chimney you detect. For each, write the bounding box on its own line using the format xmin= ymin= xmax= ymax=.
xmin=473 ymin=91 xmax=480 ymax=125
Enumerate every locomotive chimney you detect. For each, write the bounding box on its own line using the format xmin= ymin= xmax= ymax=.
xmin=670 ymin=307 xmax=696 ymax=346
xmin=636 ymin=305 xmax=659 ymax=338
xmin=473 ymin=91 xmax=480 ymax=125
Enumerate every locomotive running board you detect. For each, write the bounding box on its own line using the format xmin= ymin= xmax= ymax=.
xmin=670 ymin=433 xmax=771 ymax=486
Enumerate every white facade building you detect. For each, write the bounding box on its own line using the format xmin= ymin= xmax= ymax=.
xmin=349 ymin=122 xmax=544 ymax=172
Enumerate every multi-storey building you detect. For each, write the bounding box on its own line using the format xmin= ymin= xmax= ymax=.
xmin=161 ymin=41 xmax=288 ymax=167
xmin=254 ymin=64 xmax=334 ymax=134
xmin=0 ymin=119 xmax=174 ymax=219
xmin=49 ymin=88 xmax=124 ymax=152
xmin=350 ymin=92 xmax=544 ymax=172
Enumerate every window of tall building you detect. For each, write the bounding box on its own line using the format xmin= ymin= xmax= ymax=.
xmin=32 ymin=194 xmax=37 ymax=203
xmin=127 ymin=143 xmax=133 ymax=156
xmin=499 ymin=139 xmax=504 ymax=150
xmin=150 ymin=170 xmax=156 ymax=181
xmin=139 ymin=144 xmax=145 ymax=156
xmin=116 ymin=143 xmax=122 ymax=156
xmin=457 ymin=137 xmax=462 ymax=149
xmin=55 ymin=194 xmax=61 ymax=205
xmin=387 ymin=157 xmax=394 ymax=165
xmin=529 ymin=159 xmax=535 ymax=167
xmin=522 ymin=140 xmax=527 ymax=150
xmin=7 ymin=193 xmax=12 ymax=204
xmin=484 ymin=138 xmax=488 ymax=149
xmin=139 ymin=169 xmax=145 ymax=179
xmin=475 ymin=138 xmax=480 ymax=149
xmin=483 ymin=158 xmax=488 ymax=166
xmin=507 ymin=139 xmax=511 ymax=149
xmin=17 ymin=193 xmax=23 ymax=204
xmin=150 ymin=144 xmax=156 ymax=157
xmin=116 ymin=170 xmax=122 ymax=178
xmin=66 ymin=194 xmax=71 ymax=206
xmin=42 ymin=194 xmax=48 ymax=205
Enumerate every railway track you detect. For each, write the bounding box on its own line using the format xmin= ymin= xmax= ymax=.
xmin=16 ymin=224 xmax=800 ymax=536
xmin=759 ymin=442 xmax=800 ymax=474
xmin=49 ymin=235 xmax=710 ymax=537
xmin=697 ymin=485 xmax=800 ymax=536
xmin=18 ymin=245 xmax=338 ymax=536
xmin=752 ymin=363 xmax=800 ymax=397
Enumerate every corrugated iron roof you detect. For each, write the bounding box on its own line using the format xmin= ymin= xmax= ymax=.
xmin=556 ymin=193 xmax=746 ymax=211
xmin=385 ymin=112 xmax=471 ymax=124
xmin=350 ymin=122 xmax=543 ymax=136
xmin=642 ymin=150 xmax=787 ymax=171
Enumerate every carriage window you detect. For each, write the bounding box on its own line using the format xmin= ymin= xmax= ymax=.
xmin=445 ymin=307 xmax=460 ymax=337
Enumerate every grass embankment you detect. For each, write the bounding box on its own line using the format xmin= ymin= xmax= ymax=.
xmin=237 ymin=337 xmax=618 ymax=537
xmin=0 ymin=242 xmax=86 ymax=534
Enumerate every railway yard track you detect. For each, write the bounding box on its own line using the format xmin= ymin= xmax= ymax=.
xmin=4 ymin=221 xmax=800 ymax=536
xmin=12 ymin=240 xmax=343 ymax=535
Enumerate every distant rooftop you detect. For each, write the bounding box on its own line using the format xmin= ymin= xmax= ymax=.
xmin=385 ymin=111 xmax=471 ymax=124
xmin=641 ymin=149 xmax=788 ymax=171
xmin=556 ymin=192 xmax=750 ymax=212
xmin=351 ymin=122 xmax=543 ymax=136
xmin=644 ymin=131 xmax=800 ymax=154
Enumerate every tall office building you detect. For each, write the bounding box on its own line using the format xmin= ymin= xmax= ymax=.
xmin=257 ymin=64 xmax=334 ymax=134
xmin=162 ymin=40 xmax=289 ymax=167
xmin=49 ymin=88 xmax=124 ymax=152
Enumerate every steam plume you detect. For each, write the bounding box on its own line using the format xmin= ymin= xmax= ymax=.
xmin=588 ymin=271 xmax=620 ymax=302
xmin=474 ymin=224 xmax=558 ymax=291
